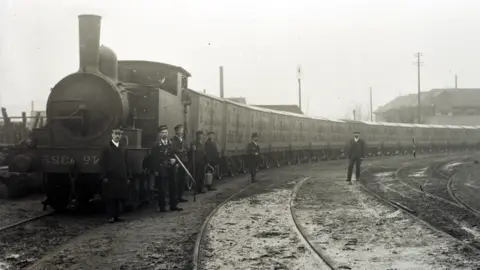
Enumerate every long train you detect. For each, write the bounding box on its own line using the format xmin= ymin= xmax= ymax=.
xmin=6 ymin=14 xmax=480 ymax=210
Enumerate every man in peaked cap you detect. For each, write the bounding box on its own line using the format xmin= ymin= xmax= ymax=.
xmin=346 ymin=131 xmax=366 ymax=185
xmin=246 ymin=132 xmax=261 ymax=183
xmin=101 ymin=126 xmax=129 ymax=223
xmin=171 ymin=124 xmax=188 ymax=203
xmin=151 ymin=125 xmax=183 ymax=212
xmin=190 ymin=130 xmax=207 ymax=193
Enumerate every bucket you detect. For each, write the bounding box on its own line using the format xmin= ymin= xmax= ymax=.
xmin=205 ymin=172 xmax=213 ymax=186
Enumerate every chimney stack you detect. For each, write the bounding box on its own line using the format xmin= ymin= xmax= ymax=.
xmin=219 ymin=66 xmax=224 ymax=98
xmin=78 ymin=15 xmax=102 ymax=73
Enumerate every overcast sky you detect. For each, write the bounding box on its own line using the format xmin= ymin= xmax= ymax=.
xmin=1 ymin=0 xmax=480 ymax=119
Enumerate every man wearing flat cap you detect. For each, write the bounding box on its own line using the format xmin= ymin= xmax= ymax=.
xmin=205 ymin=131 xmax=218 ymax=191
xmin=190 ymin=130 xmax=207 ymax=193
xmin=151 ymin=125 xmax=183 ymax=212
xmin=171 ymin=124 xmax=188 ymax=203
xmin=346 ymin=131 xmax=366 ymax=184
xmin=101 ymin=126 xmax=129 ymax=223
xmin=246 ymin=132 xmax=261 ymax=182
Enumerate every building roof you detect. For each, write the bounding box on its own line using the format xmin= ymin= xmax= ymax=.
xmin=375 ymin=88 xmax=480 ymax=114
xmin=253 ymin=105 xmax=304 ymax=114
xmin=225 ymin=97 xmax=247 ymax=104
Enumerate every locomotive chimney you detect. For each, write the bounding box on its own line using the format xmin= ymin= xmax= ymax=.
xmin=78 ymin=14 xmax=102 ymax=73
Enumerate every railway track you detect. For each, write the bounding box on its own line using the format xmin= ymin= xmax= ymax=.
xmin=360 ymin=163 xmax=480 ymax=255
xmin=0 ymin=210 xmax=54 ymax=233
xmin=358 ymin=172 xmax=480 ymax=255
xmin=192 ymin=174 xmax=335 ymax=270
xmin=444 ymin=171 xmax=480 ymax=218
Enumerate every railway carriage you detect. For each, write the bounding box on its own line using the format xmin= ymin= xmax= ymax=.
xmin=5 ymin=13 xmax=480 ymax=211
xmin=361 ymin=121 xmax=383 ymax=156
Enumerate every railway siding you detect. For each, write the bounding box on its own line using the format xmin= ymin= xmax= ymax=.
xmin=293 ymin=166 xmax=480 ymax=269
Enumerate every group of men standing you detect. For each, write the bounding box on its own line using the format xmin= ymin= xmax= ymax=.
xmin=101 ymin=124 xmax=223 ymax=223
xmin=150 ymin=124 xmax=222 ymax=213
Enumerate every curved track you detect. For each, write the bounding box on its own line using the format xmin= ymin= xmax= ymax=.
xmin=358 ymin=176 xmax=480 ymax=254
xmin=360 ymin=161 xmax=480 ymax=255
xmin=0 ymin=210 xmax=54 ymax=233
xmin=289 ymin=177 xmax=335 ymax=270
xmin=192 ymin=175 xmax=334 ymax=270
xmin=445 ymin=172 xmax=480 ymax=217
xmin=395 ymin=162 xmax=461 ymax=208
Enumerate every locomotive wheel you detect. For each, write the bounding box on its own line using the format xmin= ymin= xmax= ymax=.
xmin=44 ymin=174 xmax=70 ymax=211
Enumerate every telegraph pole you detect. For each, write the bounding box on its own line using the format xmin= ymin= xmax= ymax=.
xmin=414 ymin=52 xmax=423 ymax=124
xmin=455 ymin=74 xmax=458 ymax=88
xmin=297 ymin=66 xmax=302 ymax=111
xmin=369 ymin=87 xmax=373 ymax=121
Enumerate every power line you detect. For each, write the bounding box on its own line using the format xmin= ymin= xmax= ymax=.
xmin=413 ymin=52 xmax=424 ymax=123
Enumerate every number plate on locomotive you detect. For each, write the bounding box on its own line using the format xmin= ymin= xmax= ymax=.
xmin=42 ymin=155 xmax=100 ymax=166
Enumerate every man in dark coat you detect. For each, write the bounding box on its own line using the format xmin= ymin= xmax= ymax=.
xmin=171 ymin=124 xmax=188 ymax=203
xmin=101 ymin=126 xmax=129 ymax=223
xmin=246 ymin=132 xmax=261 ymax=183
xmin=346 ymin=131 xmax=366 ymax=184
xmin=205 ymin=131 xmax=218 ymax=191
xmin=190 ymin=130 xmax=207 ymax=193
xmin=151 ymin=125 xmax=183 ymax=212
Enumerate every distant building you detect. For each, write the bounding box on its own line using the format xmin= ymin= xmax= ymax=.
xmin=374 ymin=88 xmax=480 ymax=125
xmin=226 ymin=97 xmax=247 ymax=104
xmin=253 ymin=105 xmax=304 ymax=115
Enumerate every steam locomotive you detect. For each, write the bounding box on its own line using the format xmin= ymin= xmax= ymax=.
xmin=6 ymin=14 xmax=480 ymax=211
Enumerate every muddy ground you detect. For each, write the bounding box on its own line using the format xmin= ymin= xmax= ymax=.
xmin=200 ymin=177 xmax=328 ymax=270
xmin=0 ymin=194 xmax=45 ymax=229
xmin=24 ymin=166 xmax=311 ymax=270
xmin=0 ymin=152 xmax=476 ymax=269
xmin=450 ymin=162 xmax=480 ymax=215
xmin=295 ymin=155 xmax=480 ymax=269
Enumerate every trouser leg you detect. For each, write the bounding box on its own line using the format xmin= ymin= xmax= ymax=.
xmin=355 ymin=158 xmax=361 ymax=179
xmin=156 ymin=175 xmax=166 ymax=209
xmin=106 ymin=199 xmax=121 ymax=218
xmin=249 ymin=164 xmax=256 ymax=180
xmin=168 ymin=172 xmax=177 ymax=208
xmin=177 ymin=167 xmax=186 ymax=199
xmin=195 ymin=164 xmax=205 ymax=192
xmin=347 ymin=159 xmax=355 ymax=181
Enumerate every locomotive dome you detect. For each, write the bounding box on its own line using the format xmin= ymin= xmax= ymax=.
xmin=46 ymin=15 xmax=128 ymax=140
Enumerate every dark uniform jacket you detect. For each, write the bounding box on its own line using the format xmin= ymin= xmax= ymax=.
xmin=190 ymin=139 xmax=206 ymax=165
xmin=205 ymin=139 xmax=219 ymax=165
xmin=151 ymin=139 xmax=175 ymax=177
xmin=171 ymin=135 xmax=188 ymax=164
xmin=348 ymin=138 xmax=366 ymax=159
xmin=246 ymin=141 xmax=261 ymax=166
xmin=101 ymin=141 xmax=129 ymax=200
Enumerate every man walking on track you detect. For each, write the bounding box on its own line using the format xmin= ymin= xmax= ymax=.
xmin=246 ymin=132 xmax=261 ymax=183
xmin=346 ymin=131 xmax=366 ymax=185
xmin=101 ymin=126 xmax=129 ymax=223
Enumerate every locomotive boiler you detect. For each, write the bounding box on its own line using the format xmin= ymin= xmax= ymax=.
xmin=7 ymin=14 xmax=192 ymax=210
